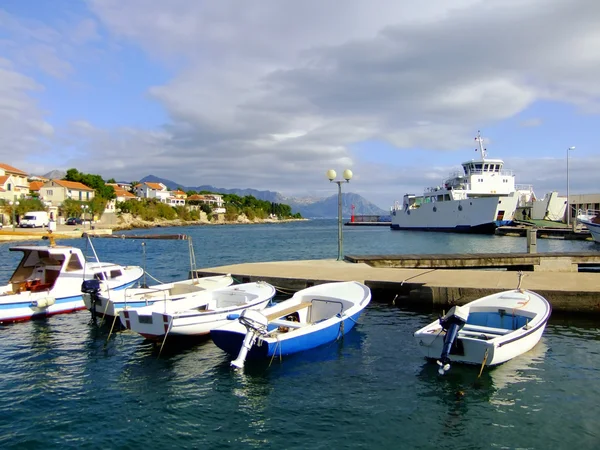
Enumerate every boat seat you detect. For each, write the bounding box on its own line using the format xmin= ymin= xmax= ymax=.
xmin=270 ymin=318 xmax=306 ymax=329
xmin=266 ymin=302 xmax=312 ymax=321
xmin=463 ymin=324 xmax=512 ymax=335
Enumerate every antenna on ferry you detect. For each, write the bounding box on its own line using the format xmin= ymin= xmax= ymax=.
xmin=474 ymin=130 xmax=487 ymax=159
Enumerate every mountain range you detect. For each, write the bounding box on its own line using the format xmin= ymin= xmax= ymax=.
xmin=139 ymin=175 xmax=388 ymax=218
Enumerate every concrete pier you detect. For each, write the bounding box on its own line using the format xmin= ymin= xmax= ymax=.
xmin=192 ymin=259 xmax=600 ymax=314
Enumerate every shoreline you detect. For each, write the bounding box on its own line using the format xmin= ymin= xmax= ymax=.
xmin=0 ymin=216 xmax=310 ymax=242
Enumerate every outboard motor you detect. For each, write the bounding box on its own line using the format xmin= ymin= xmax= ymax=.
xmin=81 ymin=279 xmax=102 ymax=324
xmin=437 ymin=305 xmax=469 ymax=375
xmin=231 ymin=309 xmax=269 ymax=369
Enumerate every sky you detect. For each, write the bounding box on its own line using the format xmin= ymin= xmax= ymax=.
xmin=1 ymin=0 xmax=599 ymax=210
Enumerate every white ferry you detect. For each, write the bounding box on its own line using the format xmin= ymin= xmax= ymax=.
xmin=390 ymin=132 xmax=534 ymax=233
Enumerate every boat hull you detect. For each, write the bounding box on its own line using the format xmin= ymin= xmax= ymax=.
xmin=211 ymin=310 xmax=364 ymax=359
xmin=119 ymin=282 xmax=276 ymax=340
xmin=391 ymin=194 xmax=518 ymax=234
xmin=578 ymin=218 xmax=600 ymax=243
xmin=0 ymin=278 xmax=141 ymax=323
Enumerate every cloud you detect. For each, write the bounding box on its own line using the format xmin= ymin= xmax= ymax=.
xmin=0 ymin=59 xmax=55 ymax=170
xmin=4 ymin=1 xmax=600 ymax=208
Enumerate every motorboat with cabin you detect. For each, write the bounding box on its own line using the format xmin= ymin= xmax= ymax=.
xmin=0 ymin=234 xmax=143 ymax=323
xmin=390 ymin=131 xmax=535 ymax=233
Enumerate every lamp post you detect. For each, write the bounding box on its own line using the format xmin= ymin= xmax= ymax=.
xmin=9 ymin=200 xmax=20 ymax=230
xmin=82 ymin=205 xmax=89 ymax=229
xmin=566 ymin=146 xmax=575 ymax=226
xmin=327 ymin=169 xmax=353 ymax=261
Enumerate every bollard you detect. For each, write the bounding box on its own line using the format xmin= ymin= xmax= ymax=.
xmin=526 ymin=227 xmax=537 ymax=253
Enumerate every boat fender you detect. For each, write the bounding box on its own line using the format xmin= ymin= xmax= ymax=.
xmin=31 ymin=297 xmax=56 ymax=308
xmin=227 ymin=313 xmax=240 ymax=320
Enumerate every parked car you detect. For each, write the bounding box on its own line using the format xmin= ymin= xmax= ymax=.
xmin=66 ymin=217 xmax=83 ymax=225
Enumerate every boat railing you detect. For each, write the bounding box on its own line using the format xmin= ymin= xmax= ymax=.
xmin=515 ymin=184 xmax=534 ymax=192
xmin=578 ymin=209 xmax=600 ymax=221
xmin=448 ymin=169 xmax=514 ymax=177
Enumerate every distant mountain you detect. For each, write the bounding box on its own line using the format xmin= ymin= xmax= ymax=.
xmin=139 ymin=175 xmax=386 ymax=218
xmin=291 ymin=193 xmax=388 ymax=218
xmin=42 ymin=170 xmax=66 ymax=180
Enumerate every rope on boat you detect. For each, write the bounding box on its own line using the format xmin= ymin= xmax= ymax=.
xmin=478 ymin=348 xmax=489 ymax=378
xmin=337 ymin=319 xmax=345 ymax=341
xmin=268 ymin=335 xmax=283 ymax=367
xmin=157 ymin=320 xmax=172 ymax=359
xmin=144 ymin=271 xmax=164 ymax=285
xmin=105 ymin=314 xmax=120 ymax=348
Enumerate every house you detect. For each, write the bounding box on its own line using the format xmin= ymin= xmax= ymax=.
xmin=39 ymin=179 xmax=95 ymax=206
xmin=187 ymin=193 xmax=226 ymax=214
xmin=167 ymin=189 xmax=187 ymax=207
xmin=133 ymin=182 xmax=171 ymax=203
xmin=104 ymin=184 xmax=138 ymax=213
xmin=0 ymin=163 xmax=30 ymax=201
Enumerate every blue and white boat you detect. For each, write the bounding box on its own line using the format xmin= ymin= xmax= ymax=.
xmin=0 ymin=235 xmax=143 ymax=323
xmin=211 ymin=281 xmax=371 ymax=369
xmin=577 ymin=209 xmax=600 ymax=243
xmin=414 ymin=284 xmax=551 ymax=375
xmin=390 ymin=131 xmax=535 ymax=233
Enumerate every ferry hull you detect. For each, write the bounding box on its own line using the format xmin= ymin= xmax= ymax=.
xmin=391 ymin=194 xmax=518 ymax=234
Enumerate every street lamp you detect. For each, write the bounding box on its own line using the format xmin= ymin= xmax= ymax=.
xmin=327 ymin=169 xmax=353 ymax=261
xmin=567 ymin=146 xmax=575 ymax=226
xmin=82 ymin=205 xmax=89 ymax=229
xmin=9 ymin=200 xmax=20 ymax=230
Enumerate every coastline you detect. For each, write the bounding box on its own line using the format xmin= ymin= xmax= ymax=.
xmin=0 ymin=214 xmax=310 ymax=242
xmin=110 ymin=214 xmax=309 ymax=231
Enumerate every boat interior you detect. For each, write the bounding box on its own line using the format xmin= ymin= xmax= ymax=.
xmin=6 ymin=250 xmax=69 ymax=294
xmin=265 ymin=296 xmax=355 ymax=333
xmin=458 ymin=309 xmax=535 ymax=341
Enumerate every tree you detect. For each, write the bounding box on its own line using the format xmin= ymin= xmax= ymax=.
xmin=63 ymin=168 xmax=116 ymax=200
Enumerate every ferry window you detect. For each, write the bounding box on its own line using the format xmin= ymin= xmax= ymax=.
xmin=66 ymin=254 xmax=84 ymax=271
xmin=483 ymin=164 xmax=489 ymax=172
xmin=444 ymin=194 xmax=450 ymax=201
xmin=475 ymin=163 xmax=482 ymax=171
xmin=110 ymin=270 xmax=122 ymax=278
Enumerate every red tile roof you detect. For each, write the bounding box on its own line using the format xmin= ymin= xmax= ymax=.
xmin=50 ymin=179 xmax=95 ymax=191
xmin=0 ymin=163 xmax=28 ymax=176
xmin=29 ymin=181 xmax=44 ymax=191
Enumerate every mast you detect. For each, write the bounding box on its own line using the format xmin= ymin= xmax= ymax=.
xmin=475 ymin=130 xmax=487 ymax=159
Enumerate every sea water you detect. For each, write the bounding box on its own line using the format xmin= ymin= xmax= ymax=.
xmin=0 ymin=220 xmax=599 ymax=449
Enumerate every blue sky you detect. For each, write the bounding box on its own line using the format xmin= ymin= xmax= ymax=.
xmin=1 ymin=0 xmax=599 ymax=210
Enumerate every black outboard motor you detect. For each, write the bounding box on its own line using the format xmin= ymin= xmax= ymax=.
xmin=437 ymin=305 xmax=469 ymax=375
xmin=81 ymin=279 xmax=102 ymax=324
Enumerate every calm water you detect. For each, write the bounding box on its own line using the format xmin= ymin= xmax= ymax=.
xmin=1 ymin=220 xmax=599 ymax=449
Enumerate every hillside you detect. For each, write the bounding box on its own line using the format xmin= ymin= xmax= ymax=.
xmin=140 ymin=175 xmax=387 ymax=218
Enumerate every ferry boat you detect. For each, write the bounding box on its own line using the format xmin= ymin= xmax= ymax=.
xmin=390 ymin=131 xmax=534 ymax=233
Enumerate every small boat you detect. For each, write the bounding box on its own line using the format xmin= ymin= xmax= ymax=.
xmin=210 ymin=281 xmax=372 ymax=369
xmin=82 ymin=274 xmax=234 ymax=319
xmin=577 ymin=209 xmax=600 ymax=243
xmin=0 ymin=235 xmax=144 ymax=323
xmin=414 ymin=278 xmax=551 ymax=375
xmin=118 ymin=281 xmax=276 ymax=340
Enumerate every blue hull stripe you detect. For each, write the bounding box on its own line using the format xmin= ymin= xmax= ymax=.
xmin=211 ymin=311 xmax=364 ymax=360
